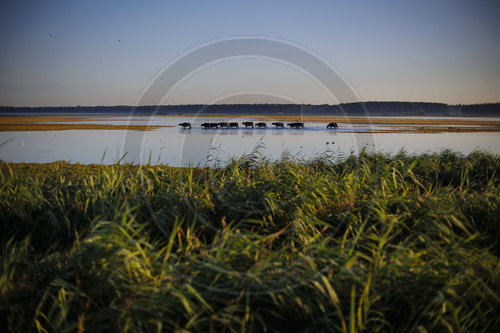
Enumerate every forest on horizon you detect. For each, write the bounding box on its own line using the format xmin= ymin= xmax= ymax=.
xmin=1 ymin=101 xmax=499 ymax=116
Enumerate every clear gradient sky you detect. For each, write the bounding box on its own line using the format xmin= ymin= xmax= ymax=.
xmin=0 ymin=0 xmax=499 ymax=106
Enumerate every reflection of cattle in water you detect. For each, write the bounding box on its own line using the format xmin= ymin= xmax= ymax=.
xmin=272 ymin=122 xmax=285 ymax=128
xmin=242 ymin=121 xmax=254 ymax=128
xmin=201 ymin=122 xmax=219 ymax=129
xmin=229 ymin=122 xmax=239 ymax=128
xmin=218 ymin=122 xmax=229 ymax=129
xmin=179 ymin=122 xmax=191 ymax=129
xmin=327 ymin=122 xmax=338 ymax=129
xmin=287 ymin=122 xmax=304 ymax=129
xmin=255 ymin=122 xmax=267 ymax=128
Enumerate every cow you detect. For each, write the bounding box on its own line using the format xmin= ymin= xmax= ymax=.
xmin=242 ymin=121 xmax=254 ymax=128
xmin=272 ymin=122 xmax=285 ymax=128
xmin=201 ymin=122 xmax=218 ymax=129
xmin=229 ymin=122 xmax=239 ymax=128
xmin=218 ymin=122 xmax=229 ymax=129
xmin=255 ymin=122 xmax=267 ymax=128
xmin=179 ymin=122 xmax=191 ymax=129
xmin=327 ymin=122 xmax=338 ymax=129
xmin=287 ymin=122 xmax=304 ymax=129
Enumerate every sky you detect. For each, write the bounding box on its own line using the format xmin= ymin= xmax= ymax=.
xmin=0 ymin=0 xmax=499 ymax=106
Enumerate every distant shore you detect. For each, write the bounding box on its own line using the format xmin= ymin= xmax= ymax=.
xmin=171 ymin=114 xmax=500 ymax=126
xmin=1 ymin=114 xmax=500 ymax=132
xmin=0 ymin=115 xmax=166 ymax=131
xmin=2 ymin=101 xmax=499 ymax=117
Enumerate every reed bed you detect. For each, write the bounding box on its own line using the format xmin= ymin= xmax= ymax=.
xmin=0 ymin=150 xmax=499 ymax=332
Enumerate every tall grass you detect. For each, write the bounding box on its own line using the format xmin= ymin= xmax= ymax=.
xmin=0 ymin=150 xmax=499 ymax=332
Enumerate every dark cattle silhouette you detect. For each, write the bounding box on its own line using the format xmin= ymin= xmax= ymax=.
xmin=272 ymin=122 xmax=284 ymax=128
xmin=229 ymin=122 xmax=239 ymax=128
xmin=242 ymin=121 xmax=254 ymax=128
xmin=255 ymin=122 xmax=267 ymax=128
xmin=179 ymin=122 xmax=191 ymax=129
xmin=218 ymin=122 xmax=229 ymax=129
xmin=287 ymin=122 xmax=304 ymax=129
xmin=201 ymin=122 xmax=219 ymax=129
xmin=327 ymin=122 xmax=338 ymax=129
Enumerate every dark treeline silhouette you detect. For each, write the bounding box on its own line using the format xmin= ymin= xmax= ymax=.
xmin=458 ymin=103 xmax=500 ymax=116
xmin=1 ymin=102 xmax=499 ymax=116
xmin=335 ymin=102 xmax=448 ymax=116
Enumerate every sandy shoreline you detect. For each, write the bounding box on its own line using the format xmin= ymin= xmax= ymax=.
xmin=1 ymin=114 xmax=500 ymax=132
xmin=0 ymin=115 xmax=167 ymax=131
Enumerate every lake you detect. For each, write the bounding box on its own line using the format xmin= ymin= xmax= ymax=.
xmin=1 ymin=115 xmax=499 ymax=166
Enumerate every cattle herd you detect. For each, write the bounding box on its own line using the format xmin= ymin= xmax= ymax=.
xmin=178 ymin=121 xmax=339 ymax=129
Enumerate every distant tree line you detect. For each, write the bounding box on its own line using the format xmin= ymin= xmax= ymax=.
xmin=459 ymin=103 xmax=500 ymax=116
xmin=1 ymin=102 xmax=499 ymax=116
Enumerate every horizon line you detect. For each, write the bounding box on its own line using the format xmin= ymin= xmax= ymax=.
xmin=1 ymin=101 xmax=500 ymax=108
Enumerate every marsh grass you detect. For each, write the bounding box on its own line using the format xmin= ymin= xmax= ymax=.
xmin=0 ymin=150 xmax=499 ymax=332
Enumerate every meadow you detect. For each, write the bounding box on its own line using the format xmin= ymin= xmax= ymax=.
xmin=0 ymin=150 xmax=499 ymax=332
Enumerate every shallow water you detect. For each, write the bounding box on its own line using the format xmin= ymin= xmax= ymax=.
xmin=0 ymin=116 xmax=499 ymax=166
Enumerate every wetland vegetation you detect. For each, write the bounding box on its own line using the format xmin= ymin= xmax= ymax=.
xmin=0 ymin=150 xmax=499 ymax=332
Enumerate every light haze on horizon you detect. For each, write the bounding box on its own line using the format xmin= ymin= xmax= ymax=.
xmin=0 ymin=0 xmax=499 ymax=107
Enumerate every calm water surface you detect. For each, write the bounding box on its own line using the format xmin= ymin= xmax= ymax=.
xmin=1 ymin=116 xmax=499 ymax=166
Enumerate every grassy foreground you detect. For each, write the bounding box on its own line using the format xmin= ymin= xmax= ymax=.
xmin=0 ymin=151 xmax=499 ymax=332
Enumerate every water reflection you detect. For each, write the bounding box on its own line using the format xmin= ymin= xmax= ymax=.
xmin=0 ymin=116 xmax=499 ymax=166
